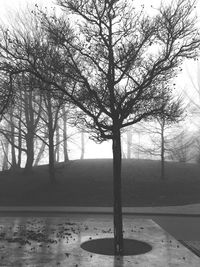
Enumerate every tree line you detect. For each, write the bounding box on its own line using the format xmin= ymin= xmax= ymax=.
xmin=0 ymin=77 xmax=87 ymax=179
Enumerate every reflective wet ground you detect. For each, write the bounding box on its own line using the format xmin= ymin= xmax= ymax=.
xmin=0 ymin=214 xmax=199 ymax=266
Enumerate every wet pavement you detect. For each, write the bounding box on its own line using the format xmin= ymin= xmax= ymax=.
xmin=0 ymin=214 xmax=200 ymax=266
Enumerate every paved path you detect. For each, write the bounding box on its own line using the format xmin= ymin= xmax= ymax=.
xmin=1 ymin=204 xmax=200 ymax=260
xmin=0 ymin=215 xmax=199 ymax=266
xmin=0 ymin=203 xmax=200 ymax=216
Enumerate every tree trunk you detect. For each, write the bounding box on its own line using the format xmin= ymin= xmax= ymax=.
xmin=25 ymin=133 xmax=34 ymax=172
xmin=49 ymin=130 xmax=56 ymax=183
xmin=161 ymin=125 xmax=165 ymax=180
xmin=80 ymin=130 xmax=85 ymax=160
xmin=17 ymin=86 xmax=23 ymax=169
xmin=34 ymin=141 xmax=46 ymax=166
xmin=137 ymin=132 xmax=141 ymax=159
xmin=2 ymin=139 xmax=9 ymax=171
xmin=112 ymin=128 xmax=123 ymax=255
xmin=55 ymin=123 xmax=60 ymax=163
xmin=127 ymin=130 xmax=132 ymax=159
xmin=10 ymin=112 xmax=17 ymax=169
xmin=24 ymin=87 xmax=35 ymax=172
xmin=17 ymin=117 xmax=22 ymax=168
xmin=63 ymin=106 xmax=69 ymax=163
xmin=45 ymin=91 xmax=56 ymax=183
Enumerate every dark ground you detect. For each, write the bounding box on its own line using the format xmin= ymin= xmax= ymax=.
xmin=0 ymin=158 xmax=200 ymax=207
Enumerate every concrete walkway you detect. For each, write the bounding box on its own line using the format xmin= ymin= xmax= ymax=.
xmin=0 ymin=215 xmax=199 ymax=266
xmin=0 ymin=203 xmax=200 ymax=216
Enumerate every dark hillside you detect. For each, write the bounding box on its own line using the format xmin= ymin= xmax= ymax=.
xmin=0 ymin=159 xmax=199 ymax=207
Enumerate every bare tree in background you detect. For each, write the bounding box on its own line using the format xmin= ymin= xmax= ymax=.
xmin=36 ymin=87 xmax=65 ymax=183
xmin=62 ymin=105 xmax=70 ymax=163
xmin=80 ymin=130 xmax=85 ymax=160
xmin=1 ymin=135 xmax=9 ymax=170
xmin=0 ymin=73 xmax=15 ymax=170
xmin=0 ymin=0 xmax=200 ymax=255
xmin=169 ymin=129 xmax=195 ymax=162
xmin=34 ymin=137 xmax=48 ymax=166
xmin=54 ymin=122 xmax=61 ymax=163
xmin=0 ymin=73 xmax=43 ymax=171
xmin=137 ymin=91 xmax=183 ymax=179
xmin=185 ymin=59 xmax=200 ymax=121
xmin=184 ymin=59 xmax=200 ymax=161
xmin=126 ymin=128 xmax=132 ymax=159
xmin=193 ymin=131 xmax=200 ymax=163
xmin=0 ymin=73 xmax=13 ymax=118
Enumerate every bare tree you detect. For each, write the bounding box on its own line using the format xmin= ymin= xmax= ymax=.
xmin=122 ymin=124 xmax=144 ymax=159
xmin=54 ymin=122 xmax=60 ymax=163
xmin=169 ymin=129 xmax=195 ymax=162
xmin=138 ymin=91 xmax=183 ymax=179
xmin=1 ymin=135 xmax=9 ymax=170
xmin=54 ymin=104 xmax=72 ymax=163
xmin=1 ymin=73 xmax=43 ymax=171
xmin=0 ymin=73 xmax=13 ymax=118
xmin=1 ymin=0 xmax=200 ymax=255
xmin=126 ymin=128 xmax=132 ymax=159
xmin=80 ymin=130 xmax=85 ymax=160
xmin=34 ymin=139 xmax=47 ymax=166
xmin=62 ymin=105 xmax=69 ymax=163
xmin=193 ymin=131 xmax=200 ymax=163
xmin=185 ymin=59 xmax=200 ymax=124
xmin=35 ymin=86 xmax=65 ymax=183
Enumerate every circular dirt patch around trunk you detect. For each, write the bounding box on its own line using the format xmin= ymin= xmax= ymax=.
xmin=81 ymin=238 xmax=152 ymax=256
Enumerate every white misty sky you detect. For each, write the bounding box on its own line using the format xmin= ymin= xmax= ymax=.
xmin=0 ymin=0 xmax=199 ymax=160
xmin=1 ymin=0 xmax=199 ymax=21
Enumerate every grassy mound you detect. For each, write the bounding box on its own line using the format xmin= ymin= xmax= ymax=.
xmin=0 ymin=159 xmax=199 ymax=207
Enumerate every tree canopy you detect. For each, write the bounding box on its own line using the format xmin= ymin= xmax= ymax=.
xmin=1 ymin=0 xmax=199 ymax=140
